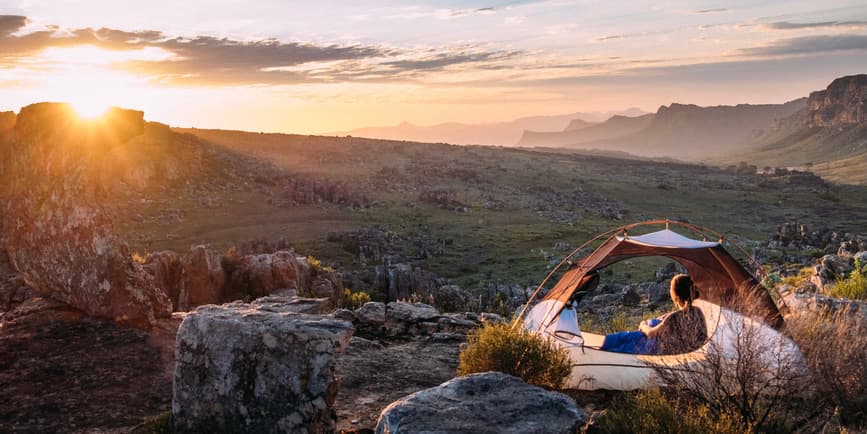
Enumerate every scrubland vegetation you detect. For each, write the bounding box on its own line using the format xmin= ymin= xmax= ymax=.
xmin=457 ymin=321 xmax=571 ymax=389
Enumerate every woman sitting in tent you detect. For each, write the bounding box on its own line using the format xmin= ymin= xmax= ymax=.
xmin=600 ymin=274 xmax=708 ymax=355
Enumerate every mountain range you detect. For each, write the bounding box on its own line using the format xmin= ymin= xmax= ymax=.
xmin=331 ymin=108 xmax=646 ymax=146
xmin=342 ymin=74 xmax=867 ymax=184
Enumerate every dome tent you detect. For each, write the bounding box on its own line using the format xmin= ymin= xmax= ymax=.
xmin=519 ymin=220 xmax=798 ymax=391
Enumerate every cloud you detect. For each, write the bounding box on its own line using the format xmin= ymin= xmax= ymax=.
xmin=0 ymin=17 xmax=521 ymax=86
xmin=764 ymin=21 xmax=867 ymax=30
xmin=0 ymin=15 xmax=27 ymax=36
xmin=595 ymin=34 xmax=624 ymax=41
xmin=693 ymin=8 xmax=728 ymax=14
xmin=385 ymin=6 xmax=497 ymax=20
xmin=739 ymin=34 xmax=867 ymax=56
xmin=381 ymin=49 xmax=520 ymax=71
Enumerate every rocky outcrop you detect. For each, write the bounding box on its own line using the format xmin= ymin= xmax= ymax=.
xmin=808 ymin=74 xmax=867 ymax=127
xmin=172 ymin=297 xmax=354 ymax=433
xmin=352 ymin=301 xmax=502 ymax=339
xmin=179 ymin=246 xmax=225 ymax=310
xmin=142 ymin=251 xmax=184 ymax=309
xmin=0 ymin=111 xmax=15 ymax=132
xmin=784 ymin=292 xmax=867 ymax=323
xmin=768 ymin=222 xmax=867 ymax=261
xmin=226 ymin=250 xmax=311 ymax=301
xmin=142 ymin=247 xmax=340 ymax=312
xmin=0 ymin=248 xmax=35 ymax=315
xmin=0 ymin=103 xmax=170 ymax=329
xmin=811 ymin=254 xmax=854 ymax=292
xmin=375 ymin=372 xmax=586 ymax=434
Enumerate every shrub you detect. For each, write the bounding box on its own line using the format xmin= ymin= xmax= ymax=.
xmin=596 ymin=389 xmax=743 ymax=434
xmin=131 ymin=251 xmax=149 ymax=264
xmin=342 ymin=288 xmax=371 ymax=310
xmin=306 ymin=255 xmax=335 ymax=273
xmin=457 ymin=321 xmax=571 ymax=389
xmin=830 ymin=259 xmax=867 ymax=300
xmin=778 ymin=267 xmax=814 ymax=290
xmin=787 ymin=307 xmax=867 ymax=427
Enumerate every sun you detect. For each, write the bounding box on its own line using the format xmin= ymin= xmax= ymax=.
xmin=72 ymin=100 xmax=111 ymax=119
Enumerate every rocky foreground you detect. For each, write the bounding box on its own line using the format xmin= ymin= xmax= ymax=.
xmin=0 ymin=294 xmax=509 ymax=432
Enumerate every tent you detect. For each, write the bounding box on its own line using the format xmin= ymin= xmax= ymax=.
xmin=520 ymin=220 xmax=801 ymax=390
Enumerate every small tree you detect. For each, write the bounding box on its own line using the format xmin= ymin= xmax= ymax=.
xmin=458 ymin=321 xmax=571 ymax=389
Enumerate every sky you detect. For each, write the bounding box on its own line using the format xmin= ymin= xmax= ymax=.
xmin=1 ymin=0 xmax=866 ymax=133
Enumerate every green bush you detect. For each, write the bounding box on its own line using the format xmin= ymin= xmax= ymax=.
xmin=830 ymin=259 xmax=867 ymax=300
xmin=342 ymin=288 xmax=371 ymax=310
xmin=596 ymin=389 xmax=744 ymax=434
xmin=457 ymin=321 xmax=571 ymax=389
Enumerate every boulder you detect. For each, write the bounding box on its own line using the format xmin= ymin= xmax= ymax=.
xmin=179 ymin=245 xmax=226 ymax=310
xmin=143 ymin=251 xmax=184 ymax=310
xmin=172 ymin=298 xmax=354 ymax=433
xmin=428 ymin=284 xmax=468 ymax=312
xmin=375 ymin=372 xmax=585 ymax=434
xmin=310 ymin=275 xmax=341 ymax=300
xmin=784 ymin=292 xmax=867 ymax=323
xmin=227 ymin=250 xmax=311 ymax=300
xmin=354 ymin=301 xmax=386 ymax=336
xmin=251 ymin=295 xmax=333 ymax=314
xmin=811 ymin=254 xmax=854 ymax=293
xmin=385 ymin=302 xmax=440 ymax=337
xmin=621 ymin=287 xmax=641 ymax=307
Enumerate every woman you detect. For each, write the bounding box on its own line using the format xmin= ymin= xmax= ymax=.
xmin=638 ymin=274 xmax=707 ymax=355
xmin=601 ymin=274 xmax=707 ymax=355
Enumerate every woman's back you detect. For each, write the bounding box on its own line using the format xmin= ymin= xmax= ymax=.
xmin=655 ymin=306 xmax=707 ymax=355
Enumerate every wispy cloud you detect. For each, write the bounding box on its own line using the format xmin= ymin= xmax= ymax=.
xmin=693 ymin=8 xmax=728 ymax=14
xmin=763 ymin=20 xmax=867 ymax=30
xmin=739 ymin=34 xmax=867 ymax=56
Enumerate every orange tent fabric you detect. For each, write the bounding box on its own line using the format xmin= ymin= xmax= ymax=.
xmin=540 ymin=228 xmax=782 ymax=329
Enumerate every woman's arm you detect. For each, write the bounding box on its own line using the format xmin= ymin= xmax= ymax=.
xmin=639 ymin=313 xmax=672 ymax=338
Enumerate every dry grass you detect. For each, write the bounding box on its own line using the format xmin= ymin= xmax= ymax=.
xmin=595 ymin=389 xmax=745 ymax=434
xmin=787 ymin=307 xmax=867 ymax=427
xmin=653 ymin=296 xmax=811 ymax=433
xmin=829 ymin=259 xmax=867 ymax=300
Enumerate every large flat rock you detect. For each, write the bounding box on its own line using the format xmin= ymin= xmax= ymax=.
xmin=375 ymin=372 xmax=585 ymax=434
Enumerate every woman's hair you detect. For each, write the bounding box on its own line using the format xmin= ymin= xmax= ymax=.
xmin=670 ymin=274 xmax=696 ymax=308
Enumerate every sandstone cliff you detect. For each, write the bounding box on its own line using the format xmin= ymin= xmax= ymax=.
xmin=808 ymin=74 xmax=867 ymax=127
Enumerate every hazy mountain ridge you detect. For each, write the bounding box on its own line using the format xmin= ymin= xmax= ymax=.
xmin=519 ymin=100 xmax=805 ymax=160
xmin=331 ymin=108 xmax=646 ymax=146
xmin=720 ymin=75 xmax=867 ymax=184
xmin=517 ymin=113 xmax=655 ymax=148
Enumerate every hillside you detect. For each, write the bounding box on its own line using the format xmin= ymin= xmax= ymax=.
xmin=171 ymin=127 xmax=867 ymax=290
xmin=333 ymin=108 xmax=646 ymax=146
xmin=720 ymin=75 xmax=867 ymax=184
xmin=515 ymin=100 xmax=804 ymax=161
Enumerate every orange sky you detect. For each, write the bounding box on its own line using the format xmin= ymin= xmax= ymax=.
xmin=1 ymin=1 xmax=867 ymax=133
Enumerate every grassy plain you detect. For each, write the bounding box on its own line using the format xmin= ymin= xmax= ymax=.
xmin=113 ymin=129 xmax=867 ymax=289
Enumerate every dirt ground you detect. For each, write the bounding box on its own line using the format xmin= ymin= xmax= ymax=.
xmin=0 ymin=300 xmax=173 ymax=433
xmin=334 ymin=335 xmax=463 ymax=432
xmin=0 ymin=301 xmax=463 ymax=434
